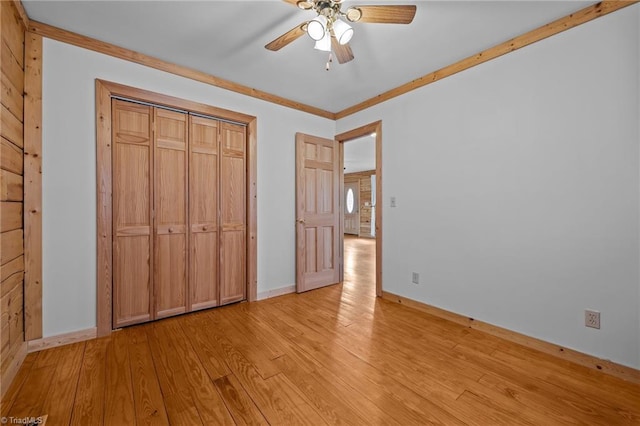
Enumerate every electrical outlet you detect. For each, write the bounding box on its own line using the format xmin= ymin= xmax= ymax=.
xmin=585 ymin=310 xmax=600 ymax=329
xmin=412 ymin=272 xmax=419 ymax=285
xmin=390 ymin=196 xmax=397 ymax=208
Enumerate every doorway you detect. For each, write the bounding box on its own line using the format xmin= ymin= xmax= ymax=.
xmin=336 ymin=121 xmax=382 ymax=297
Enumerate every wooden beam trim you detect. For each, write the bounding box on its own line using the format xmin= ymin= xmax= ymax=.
xmin=382 ymin=291 xmax=640 ymax=385
xmin=335 ymin=122 xmax=380 ymax=142
xmin=24 ymin=32 xmax=43 ymax=340
xmin=95 ymin=80 xmax=112 ymax=337
xmin=335 ymin=1 xmax=640 ymax=119
xmin=247 ymin=118 xmax=258 ymax=302
xmin=373 ymin=123 xmax=382 ymax=296
xmin=27 ymin=20 xmax=336 ymax=120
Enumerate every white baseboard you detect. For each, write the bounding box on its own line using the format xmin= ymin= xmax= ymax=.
xmin=257 ymin=284 xmax=296 ymax=301
xmin=27 ymin=327 xmax=97 ymax=353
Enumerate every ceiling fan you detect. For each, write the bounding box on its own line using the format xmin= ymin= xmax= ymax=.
xmin=265 ymin=0 xmax=417 ymax=69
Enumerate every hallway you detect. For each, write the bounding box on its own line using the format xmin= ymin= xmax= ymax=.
xmin=342 ymin=235 xmax=376 ymax=295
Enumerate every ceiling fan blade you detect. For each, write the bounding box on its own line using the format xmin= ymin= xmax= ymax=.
xmin=350 ymin=5 xmax=417 ymax=24
xmin=283 ymin=0 xmax=314 ymax=9
xmin=331 ymin=37 xmax=354 ymax=64
xmin=265 ymin=23 xmax=307 ymax=51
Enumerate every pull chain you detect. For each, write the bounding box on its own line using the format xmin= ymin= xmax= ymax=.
xmin=325 ymin=52 xmax=333 ymax=71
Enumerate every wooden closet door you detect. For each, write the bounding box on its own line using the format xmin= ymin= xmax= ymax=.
xmin=154 ymin=109 xmax=188 ymax=318
xmin=189 ymin=115 xmax=219 ymax=310
xmin=112 ymin=100 xmax=153 ymax=327
xmin=220 ymin=122 xmax=246 ymax=305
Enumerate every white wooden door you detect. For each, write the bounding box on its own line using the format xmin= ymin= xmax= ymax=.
xmin=295 ymin=133 xmax=340 ymax=292
xmin=344 ymin=181 xmax=360 ymax=235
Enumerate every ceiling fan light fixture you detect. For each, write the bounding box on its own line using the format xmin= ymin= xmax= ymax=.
xmin=307 ymin=15 xmax=328 ymax=41
xmin=345 ymin=7 xmax=363 ymax=22
xmin=314 ymin=30 xmax=332 ymax=52
xmin=332 ymin=18 xmax=353 ymax=45
xmin=266 ymin=1 xmax=417 ymax=68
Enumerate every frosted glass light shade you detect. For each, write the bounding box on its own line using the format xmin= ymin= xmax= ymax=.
xmin=307 ymin=15 xmax=328 ymax=41
xmin=333 ymin=19 xmax=353 ymax=45
xmin=314 ymin=30 xmax=331 ymax=52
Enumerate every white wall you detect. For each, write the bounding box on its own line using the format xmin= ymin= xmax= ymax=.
xmin=637 ymin=4 xmax=640 ymax=367
xmin=42 ymin=39 xmax=334 ymax=337
xmin=337 ymin=5 xmax=640 ymax=368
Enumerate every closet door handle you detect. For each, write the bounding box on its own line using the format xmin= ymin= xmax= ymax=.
xmin=202 ymin=226 xmax=208 ymax=231
xmin=168 ymin=227 xmax=174 ymax=233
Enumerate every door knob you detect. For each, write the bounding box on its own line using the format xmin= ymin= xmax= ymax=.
xmin=296 ymin=219 xmax=305 ymax=224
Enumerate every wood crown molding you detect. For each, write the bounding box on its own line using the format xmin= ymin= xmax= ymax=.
xmin=382 ymin=291 xmax=640 ymax=386
xmin=26 ymin=20 xmax=336 ymax=120
xmin=334 ymin=0 xmax=640 ymax=119
xmin=22 ymin=2 xmax=638 ymax=121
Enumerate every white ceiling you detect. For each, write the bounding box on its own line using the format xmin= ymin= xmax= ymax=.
xmin=23 ymin=0 xmax=596 ymax=113
xmin=344 ymin=134 xmax=375 ymax=173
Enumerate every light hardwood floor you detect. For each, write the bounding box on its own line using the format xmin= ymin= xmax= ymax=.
xmin=2 ymin=236 xmax=640 ymax=425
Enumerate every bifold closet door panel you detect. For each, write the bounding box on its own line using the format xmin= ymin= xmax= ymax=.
xmin=112 ymin=100 xmax=153 ymax=327
xmin=220 ymin=122 xmax=246 ymax=305
xmin=154 ymin=109 xmax=188 ymax=319
xmin=189 ymin=115 xmax=219 ymax=310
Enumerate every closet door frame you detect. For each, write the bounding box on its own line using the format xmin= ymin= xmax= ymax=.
xmin=95 ymin=79 xmax=258 ymax=337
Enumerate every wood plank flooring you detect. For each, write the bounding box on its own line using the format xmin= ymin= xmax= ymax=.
xmin=2 ymin=235 xmax=640 ymax=425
